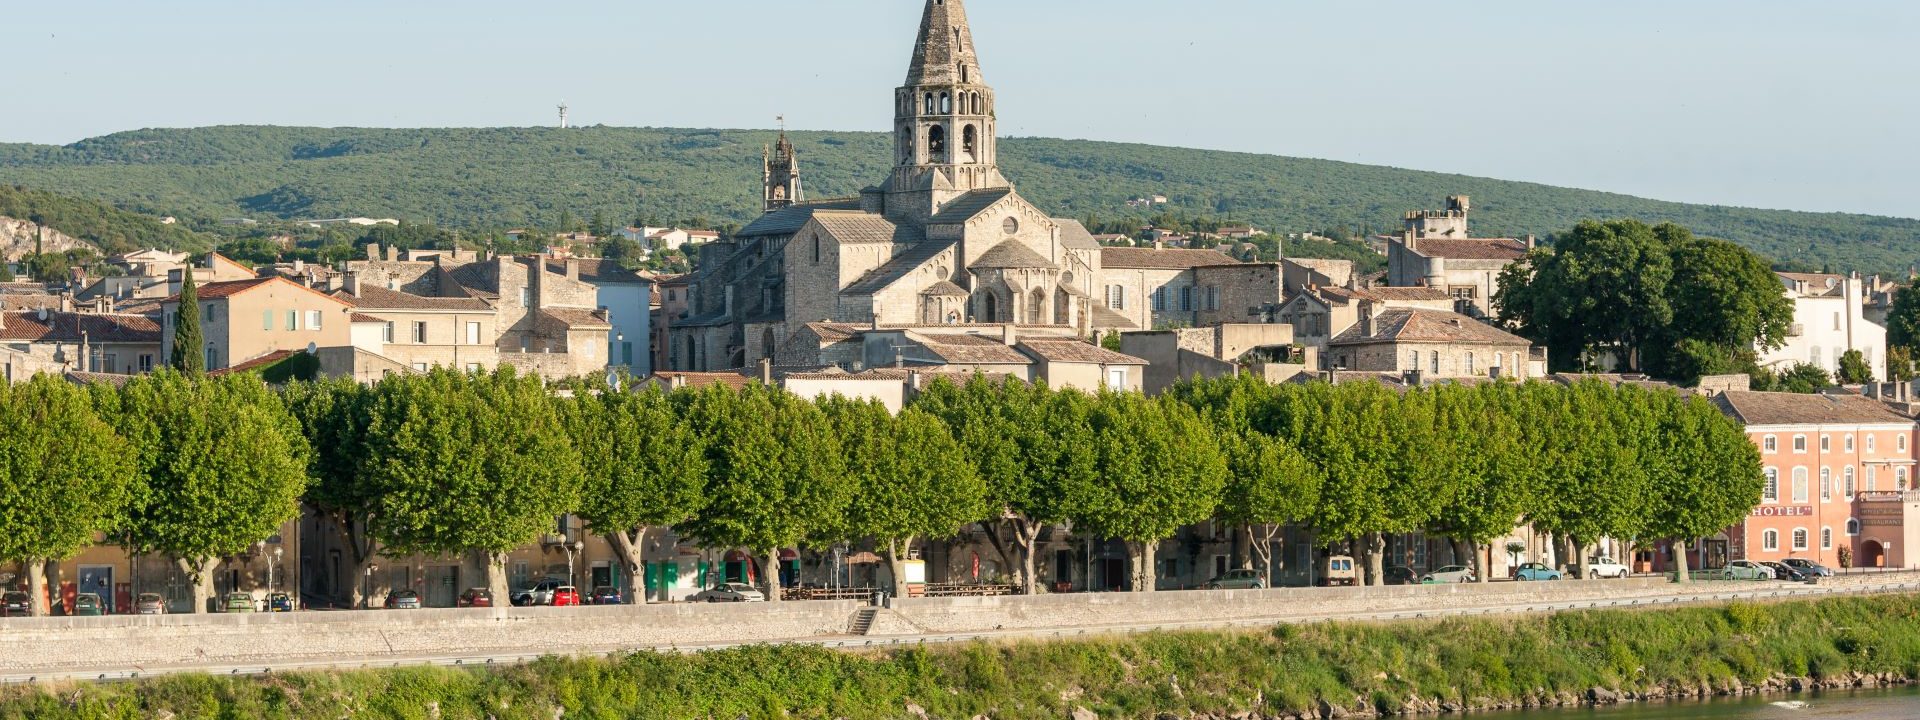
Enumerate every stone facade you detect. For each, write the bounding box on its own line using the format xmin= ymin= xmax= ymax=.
xmin=1325 ymin=307 xmax=1541 ymax=381
xmin=1383 ymin=196 xmax=1532 ymax=319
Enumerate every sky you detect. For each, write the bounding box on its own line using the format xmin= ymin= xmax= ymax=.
xmin=3 ymin=0 xmax=1916 ymax=218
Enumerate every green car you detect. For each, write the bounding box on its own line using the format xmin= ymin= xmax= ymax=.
xmin=1514 ymin=563 xmax=1564 ymax=581
xmin=71 ymin=593 xmax=104 ymax=617
xmin=222 ymin=592 xmax=256 ymax=613
xmin=1202 ymin=569 xmax=1265 ymax=590
xmin=1720 ymin=560 xmax=1775 ymax=581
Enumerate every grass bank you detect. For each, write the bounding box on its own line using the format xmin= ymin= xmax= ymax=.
xmin=5 ymin=594 xmax=1919 ymax=720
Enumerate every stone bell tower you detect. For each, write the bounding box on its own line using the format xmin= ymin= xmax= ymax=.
xmin=884 ymin=0 xmax=1010 ymax=221
xmin=763 ymin=128 xmax=802 ymax=214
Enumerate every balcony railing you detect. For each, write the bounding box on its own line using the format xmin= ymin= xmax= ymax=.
xmin=1857 ymin=491 xmax=1920 ymax=502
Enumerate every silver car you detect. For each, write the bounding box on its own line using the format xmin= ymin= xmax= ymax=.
xmin=692 ymin=583 xmax=766 ymax=603
xmin=1721 ymin=560 xmax=1775 ymax=581
xmin=1202 ymin=569 xmax=1265 ymax=590
xmin=1421 ymin=565 xmax=1476 ymax=584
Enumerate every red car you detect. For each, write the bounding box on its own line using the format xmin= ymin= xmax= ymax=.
xmin=457 ymin=588 xmax=493 ymax=608
xmin=550 ymin=586 xmax=581 ymax=607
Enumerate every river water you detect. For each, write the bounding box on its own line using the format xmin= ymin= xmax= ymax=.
xmin=1487 ymin=687 xmax=1919 ymax=720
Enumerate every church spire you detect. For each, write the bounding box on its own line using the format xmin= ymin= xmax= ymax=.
xmin=764 ymin=117 xmax=801 ymax=213
xmin=906 ymin=0 xmax=982 ymax=87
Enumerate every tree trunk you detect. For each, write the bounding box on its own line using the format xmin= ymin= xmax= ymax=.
xmin=981 ymin=521 xmax=1019 ymax=585
xmin=177 ymin=557 xmax=218 ymax=613
xmin=885 ymin=537 xmax=913 ymax=598
xmin=1563 ymin=537 xmax=1585 ymax=579
xmin=1251 ymin=525 xmax=1279 ymax=586
xmin=484 ymin=550 xmax=511 ymax=605
xmin=1232 ymin=526 xmax=1251 ymax=570
xmin=1365 ymin=532 xmax=1387 ymax=586
xmin=1011 ymin=520 xmax=1041 ymax=595
xmin=607 ymin=528 xmax=648 ymax=604
xmin=1478 ymin=541 xmax=1492 ymax=583
xmin=337 ymin=510 xmax=379 ymax=610
xmin=25 ymin=558 xmax=48 ymax=617
xmin=762 ymin=549 xmax=784 ymax=603
xmin=1132 ymin=540 xmax=1158 ymax=592
xmin=1672 ymin=539 xmax=1691 ymax=584
xmin=1449 ymin=538 xmax=1472 ymax=570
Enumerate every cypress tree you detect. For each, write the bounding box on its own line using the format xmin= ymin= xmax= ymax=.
xmin=170 ymin=267 xmax=205 ymax=375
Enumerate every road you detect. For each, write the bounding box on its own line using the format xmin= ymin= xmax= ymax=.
xmin=4 ymin=577 xmax=1916 ymax=686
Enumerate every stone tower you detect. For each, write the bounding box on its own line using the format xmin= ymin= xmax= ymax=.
xmin=763 ymin=130 xmax=802 ymax=213
xmin=884 ymin=0 xmax=1010 ymax=221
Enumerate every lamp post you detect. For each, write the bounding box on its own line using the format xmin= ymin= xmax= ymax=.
xmin=364 ymin=564 xmax=378 ymax=609
xmin=567 ymin=540 xmax=585 ymax=589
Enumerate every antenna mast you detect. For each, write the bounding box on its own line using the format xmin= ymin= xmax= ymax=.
xmin=558 ymin=101 xmax=570 ymax=129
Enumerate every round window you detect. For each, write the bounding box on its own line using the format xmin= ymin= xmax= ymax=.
xmin=1003 ymin=217 xmax=1019 ymax=234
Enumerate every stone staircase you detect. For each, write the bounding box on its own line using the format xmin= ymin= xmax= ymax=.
xmin=848 ymin=608 xmax=879 ymax=636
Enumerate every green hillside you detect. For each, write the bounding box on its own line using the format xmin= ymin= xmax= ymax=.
xmin=1 ymin=125 xmax=1915 ymax=273
xmin=0 ymin=184 xmax=214 ymax=254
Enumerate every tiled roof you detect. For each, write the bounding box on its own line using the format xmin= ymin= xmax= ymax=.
xmin=921 ymin=280 xmax=969 ymax=297
xmin=1055 ymin=219 xmax=1100 ymax=251
xmin=1099 ymin=247 xmax=1240 ymax=269
xmin=0 ymin=311 xmax=161 ymax=343
xmin=1329 ymin=309 xmax=1532 ymax=347
xmin=648 ymin=371 xmax=759 ymax=389
xmin=969 ymin=241 xmax=1057 ymax=270
xmin=542 ymin=258 xmax=647 ymax=285
xmin=928 ymin=189 xmax=1014 ymax=224
xmin=1321 ymin=286 xmax=1451 ymax=304
xmin=1018 ymin=338 xmax=1146 ymax=365
xmin=735 ymin=199 xmax=864 ymax=237
xmin=1406 ymin=238 xmax=1529 ymax=261
xmin=844 ymin=240 xmax=953 ymax=295
xmin=541 ymin=307 xmax=612 ymax=328
xmin=1089 ymin=305 xmax=1138 ymax=330
xmin=1713 ymin=391 xmax=1913 ymax=427
xmin=350 ymin=286 xmax=493 ymax=311
xmin=171 ymin=278 xmax=275 ymax=301
xmin=812 ymin=211 xmax=921 ymax=245
xmin=349 ymin=313 xmax=385 ymax=323
xmin=798 ymin=322 xmax=865 ymax=343
xmin=916 ymin=333 xmax=1032 ymax=364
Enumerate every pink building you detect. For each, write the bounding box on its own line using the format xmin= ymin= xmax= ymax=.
xmin=1710 ymin=391 xmax=1920 ymax=570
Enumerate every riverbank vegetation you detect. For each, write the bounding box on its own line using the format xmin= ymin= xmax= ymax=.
xmin=3 ymin=594 xmax=1918 ymax=719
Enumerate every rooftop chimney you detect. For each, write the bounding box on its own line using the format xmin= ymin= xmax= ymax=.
xmin=759 ymin=357 xmax=773 ymax=384
xmin=566 ymin=259 xmax=580 ymax=282
xmin=1002 ymin=323 xmax=1017 ymax=346
xmin=385 ymin=245 xmax=398 ymax=262
xmin=365 ymin=244 xmax=379 ymax=261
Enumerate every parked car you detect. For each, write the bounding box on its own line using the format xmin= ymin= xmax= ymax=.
xmin=71 ymin=593 xmax=104 ymax=617
xmin=1421 ymin=565 xmax=1476 ymax=584
xmin=510 ymin=579 xmax=567 ymax=607
xmin=1760 ymin=562 xmax=1809 ymax=582
xmin=135 ymin=593 xmax=166 ymax=615
xmin=1202 ymin=569 xmax=1265 ymax=590
xmin=588 ymin=586 xmax=624 ymax=605
xmin=1 ymin=591 xmax=28 ymax=616
xmin=1514 ymin=563 xmax=1564 ymax=581
xmin=384 ymin=589 xmax=423 ymax=609
xmin=457 ymin=588 xmax=494 ymax=608
xmin=1585 ymin=557 xmax=1631 ymax=579
xmin=692 ymin=583 xmax=767 ymax=603
xmin=1317 ymin=555 xmax=1357 ymax=587
xmin=550 ymin=586 xmax=582 ymax=607
xmin=1781 ymin=558 xmax=1834 ymax=578
xmin=1383 ymin=566 xmax=1419 ymax=585
xmin=1721 ymin=560 xmax=1775 ymax=581
xmin=222 ymin=592 xmax=255 ymax=613
xmin=266 ymin=593 xmax=295 ymax=612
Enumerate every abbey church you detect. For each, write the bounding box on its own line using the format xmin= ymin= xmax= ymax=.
xmin=667 ymin=0 xmax=1280 ymax=372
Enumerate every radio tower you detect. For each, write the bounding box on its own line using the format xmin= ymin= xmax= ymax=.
xmin=557 ymin=101 xmax=570 ymax=129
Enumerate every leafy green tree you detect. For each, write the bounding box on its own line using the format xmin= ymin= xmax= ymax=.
xmin=1642 ymin=394 xmax=1766 ymax=583
xmin=1529 ymin=382 xmax=1652 ymax=578
xmin=828 ymin=399 xmax=989 ymax=595
xmin=1889 ymin=346 xmax=1916 ymax=382
xmin=1755 ymin=362 xmax=1831 ymax=394
xmin=678 ymin=384 xmax=849 ymax=602
xmin=1426 ymin=384 xmax=1536 ymax=583
xmin=0 ymin=377 xmax=135 ymax=615
xmin=1070 ymin=393 xmax=1227 ymax=592
xmin=169 ymin=267 xmax=204 ymax=375
xmin=113 ymin=372 xmax=309 ymax=612
xmin=601 ymin=235 xmax=646 ymax=270
xmin=1498 ymin=220 xmax=1675 ymax=371
xmin=1216 ymin=430 xmax=1318 ymax=586
xmin=1648 ymin=235 xmax=1794 ymax=380
xmin=1837 ymin=349 xmax=1873 ymax=384
xmin=362 ymin=369 xmax=583 ymax=601
xmin=1887 ymin=285 xmax=1920 ymax=352
xmin=911 ymin=377 xmax=1093 ymax=594
xmin=562 ymin=382 xmax=708 ymax=604
xmin=281 ymin=378 xmax=381 ymax=608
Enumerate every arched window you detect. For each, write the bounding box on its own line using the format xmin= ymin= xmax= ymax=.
xmin=1763 ymin=468 xmax=1779 ymax=502
xmin=975 ymin=93 xmax=984 ymax=114
xmin=924 ymin=93 xmax=935 ymax=115
xmin=1847 ymin=518 xmax=1860 ymax=535
xmin=1792 ymin=467 xmax=1808 ymax=503
xmin=1761 ymin=530 xmax=1779 ymax=552
xmin=1899 ymin=467 xmax=1910 ymax=491
xmin=1026 ymin=288 xmax=1044 ymax=325
xmin=940 ymin=92 xmax=952 ymax=114
xmin=981 ymin=292 xmax=998 ymax=322
xmin=962 ymin=125 xmax=977 ymax=158
xmin=1792 ymin=529 xmax=1809 ymax=551
xmin=927 ymin=125 xmax=946 ymax=160
xmin=1821 ymin=467 xmax=1832 ymax=500
xmin=960 ymin=65 xmax=969 ymax=84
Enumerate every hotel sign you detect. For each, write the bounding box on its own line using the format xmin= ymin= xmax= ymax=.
xmin=1750 ymin=506 xmax=1814 ymax=517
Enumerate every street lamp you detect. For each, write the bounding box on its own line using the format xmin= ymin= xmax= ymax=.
xmin=365 ymin=564 xmax=379 ymax=609
xmin=567 ymin=540 xmax=585 ymax=588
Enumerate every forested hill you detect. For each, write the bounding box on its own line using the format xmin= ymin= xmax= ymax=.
xmin=0 ymin=184 xmax=214 ymax=255
xmin=2 ymin=125 xmax=1915 ymax=273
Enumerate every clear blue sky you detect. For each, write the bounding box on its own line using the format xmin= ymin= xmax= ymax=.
xmin=5 ymin=0 xmax=1916 ymax=218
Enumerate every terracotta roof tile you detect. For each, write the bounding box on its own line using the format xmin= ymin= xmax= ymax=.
xmin=0 ymin=311 xmax=161 ymax=343
xmin=541 ymin=307 xmax=612 ymax=328
xmin=915 ymin=333 xmax=1032 ymax=364
xmin=1018 ymin=338 xmax=1147 ymax=365
xmin=1712 ymin=392 xmax=1913 ymax=426
xmin=350 ymin=286 xmax=493 ymax=311
xmin=210 ymin=349 xmax=300 ymax=377
xmin=1329 ymin=309 xmax=1532 ymax=347
xmin=1406 ymin=238 xmax=1529 ymax=261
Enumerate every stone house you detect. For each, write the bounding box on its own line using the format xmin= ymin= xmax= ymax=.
xmin=1274 ymin=285 xmax=1452 ymax=363
xmin=1095 ymin=247 xmax=1250 ymax=330
xmin=1325 ymin=307 xmax=1542 ymax=381
xmin=159 ymin=276 xmax=355 ymax=374
xmin=0 ymin=309 xmax=161 ymax=381
xmin=1383 ymin=196 xmax=1532 ymax=319
xmin=1120 ymin=323 xmax=1307 ymax=395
